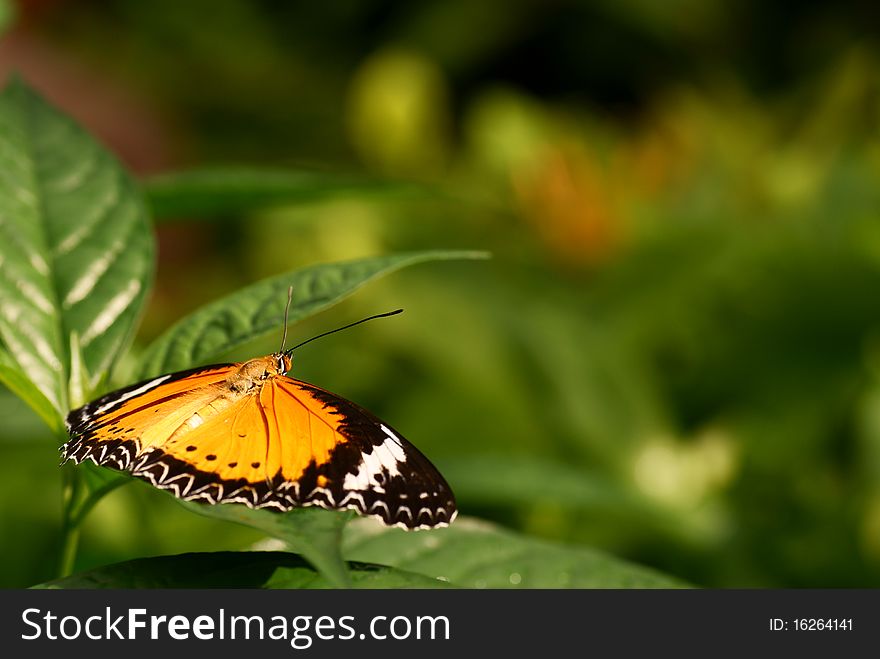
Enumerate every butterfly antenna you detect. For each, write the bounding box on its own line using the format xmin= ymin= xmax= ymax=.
xmin=285 ymin=309 xmax=403 ymax=355
xmin=279 ymin=286 xmax=293 ymax=353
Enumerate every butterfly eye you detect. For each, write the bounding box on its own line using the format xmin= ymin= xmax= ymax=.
xmin=277 ymin=356 xmax=287 ymax=373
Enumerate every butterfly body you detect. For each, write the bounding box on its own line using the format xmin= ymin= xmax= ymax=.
xmin=62 ymin=352 xmax=456 ymax=530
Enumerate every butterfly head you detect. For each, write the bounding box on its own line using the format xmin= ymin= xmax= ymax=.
xmin=272 ymin=352 xmax=292 ymax=376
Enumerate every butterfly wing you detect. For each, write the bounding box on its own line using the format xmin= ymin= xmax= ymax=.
xmin=271 ymin=376 xmax=457 ymax=529
xmin=62 ymin=364 xmax=457 ymax=530
xmin=63 ymin=364 xmax=235 ymax=472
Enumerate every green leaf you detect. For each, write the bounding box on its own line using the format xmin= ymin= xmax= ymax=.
xmin=0 ymin=349 xmax=62 ymax=434
xmin=0 ymin=79 xmax=155 ymax=416
xmin=138 ymin=250 xmax=488 ymax=378
xmin=143 ymin=167 xmax=421 ymax=219
xmin=180 ymin=502 xmax=353 ymax=588
xmin=343 ymin=517 xmax=689 ymax=588
xmin=266 ymin=563 xmax=450 ymax=589
xmin=34 ymin=551 xmax=448 ymax=589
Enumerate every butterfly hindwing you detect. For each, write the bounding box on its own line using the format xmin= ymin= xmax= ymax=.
xmin=275 ymin=378 xmax=457 ymax=529
xmin=61 ymin=358 xmax=457 ymax=530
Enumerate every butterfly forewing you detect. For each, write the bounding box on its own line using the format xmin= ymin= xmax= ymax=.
xmin=63 ymin=365 xmax=234 ymax=470
xmin=61 ymin=358 xmax=457 ymax=530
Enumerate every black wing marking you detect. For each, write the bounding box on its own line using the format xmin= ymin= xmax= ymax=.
xmin=278 ymin=378 xmax=458 ymax=530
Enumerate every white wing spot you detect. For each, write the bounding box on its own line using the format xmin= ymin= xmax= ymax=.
xmin=342 ymin=436 xmax=405 ymax=492
xmin=374 ymin=441 xmax=403 ymax=476
xmin=380 ymin=424 xmax=405 ymax=448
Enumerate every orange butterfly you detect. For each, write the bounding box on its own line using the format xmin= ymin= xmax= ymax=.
xmin=60 ymin=303 xmax=456 ymax=530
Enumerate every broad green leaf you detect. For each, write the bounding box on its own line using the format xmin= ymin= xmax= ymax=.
xmin=0 ymin=350 xmax=61 ymax=434
xmin=0 ymin=79 xmax=154 ymax=416
xmin=34 ymin=551 xmax=447 ymax=589
xmin=143 ymin=167 xmax=421 ymax=220
xmin=36 ymin=551 xmax=310 ymax=588
xmin=138 ymin=250 xmax=488 ymax=378
xmin=181 ymin=502 xmax=353 ymax=588
xmin=343 ymin=517 xmax=689 ymax=588
xmin=266 ymin=563 xmax=450 ymax=589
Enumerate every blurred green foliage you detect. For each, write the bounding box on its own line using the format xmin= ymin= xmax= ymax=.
xmin=2 ymin=0 xmax=880 ymax=587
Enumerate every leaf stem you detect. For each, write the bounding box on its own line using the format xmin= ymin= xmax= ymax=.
xmin=57 ymin=465 xmax=130 ymax=578
xmin=70 ymin=477 xmax=128 ymax=529
xmin=57 ymin=465 xmax=84 ymax=578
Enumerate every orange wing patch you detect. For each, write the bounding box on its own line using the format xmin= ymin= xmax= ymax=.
xmin=64 ymin=365 xmax=233 ymax=460
xmin=270 ymin=378 xmax=347 ymax=477
xmin=62 ymin=355 xmax=457 ymax=529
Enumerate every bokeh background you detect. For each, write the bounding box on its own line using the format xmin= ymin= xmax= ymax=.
xmin=3 ymin=0 xmax=880 ymax=588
